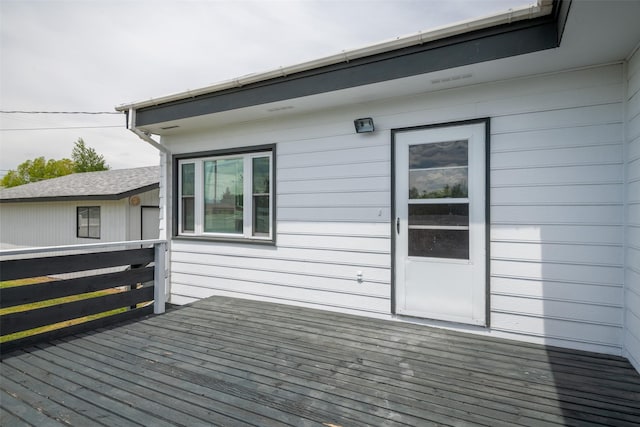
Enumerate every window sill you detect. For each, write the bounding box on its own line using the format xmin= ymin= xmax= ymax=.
xmin=173 ymin=234 xmax=276 ymax=246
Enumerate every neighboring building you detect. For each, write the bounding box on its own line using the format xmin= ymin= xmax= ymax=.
xmin=117 ymin=1 xmax=640 ymax=372
xmin=0 ymin=166 xmax=160 ymax=249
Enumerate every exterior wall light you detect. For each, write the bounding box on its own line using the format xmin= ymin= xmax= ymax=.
xmin=354 ymin=117 xmax=375 ymax=133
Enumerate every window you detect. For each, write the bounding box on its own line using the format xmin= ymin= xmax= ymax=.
xmin=177 ymin=148 xmax=274 ymax=242
xmin=408 ymin=139 xmax=469 ymax=259
xmin=77 ymin=206 xmax=100 ymax=239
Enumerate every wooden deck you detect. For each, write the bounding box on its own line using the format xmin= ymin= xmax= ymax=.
xmin=1 ymin=296 xmax=639 ymax=426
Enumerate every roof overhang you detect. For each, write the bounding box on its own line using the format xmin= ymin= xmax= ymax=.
xmin=117 ymin=0 xmax=640 ymax=136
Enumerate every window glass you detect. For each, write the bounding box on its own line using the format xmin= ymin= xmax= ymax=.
xmin=409 ymin=168 xmax=468 ymax=199
xmin=182 ymin=163 xmax=195 ymax=196
xmin=88 ymin=207 xmax=100 ymax=238
xmin=252 ymin=157 xmax=270 ymax=194
xmin=252 ymin=157 xmax=270 ymax=236
xmin=407 ymin=139 xmax=470 ymax=259
xmin=409 ymin=140 xmax=468 ymax=199
xmin=181 ymin=163 xmax=195 ymax=232
xmin=409 ymin=204 xmax=468 ymax=227
xmin=77 ymin=206 xmax=100 ymax=238
xmin=408 ymin=229 xmax=469 ymax=259
xmin=178 ymin=150 xmax=273 ymax=240
xmin=203 ymin=158 xmax=244 ymax=234
xmin=409 ymin=140 xmax=467 ymax=168
xmin=182 ymin=198 xmax=195 ymax=232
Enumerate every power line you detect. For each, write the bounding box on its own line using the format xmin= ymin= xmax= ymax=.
xmin=0 ymin=110 xmax=122 ymax=115
xmin=0 ymin=125 xmax=123 ymax=131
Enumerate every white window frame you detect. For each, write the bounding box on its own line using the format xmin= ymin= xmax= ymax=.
xmin=177 ymin=149 xmax=273 ymax=242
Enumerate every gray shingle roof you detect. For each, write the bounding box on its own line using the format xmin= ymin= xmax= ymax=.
xmin=0 ymin=166 xmax=159 ymax=202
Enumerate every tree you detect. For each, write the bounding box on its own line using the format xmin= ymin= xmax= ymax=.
xmin=1 ymin=157 xmax=74 ymax=188
xmin=72 ymin=138 xmax=109 ymax=173
xmin=0 ymin=138 xmax=109 ymax=188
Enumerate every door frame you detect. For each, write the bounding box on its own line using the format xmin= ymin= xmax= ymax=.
xmin=390 ymin=118 xmax=491 ymax=326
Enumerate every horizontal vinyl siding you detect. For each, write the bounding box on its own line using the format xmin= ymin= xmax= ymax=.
xmin=169 ymin=114 xmax=393 ymax=313
xmin=165 ymin=63 xmax=625 ymax=354
xmin=488 ymin=91 xmax=624 ymax=353
xmin=170 ymin=223 xmax=391 ymax=315
xmin=625 ymin=47 xmax=640 ymax=372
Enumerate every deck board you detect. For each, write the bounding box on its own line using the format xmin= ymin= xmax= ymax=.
xmin=2 ymin=296 xmax=640 ymax=426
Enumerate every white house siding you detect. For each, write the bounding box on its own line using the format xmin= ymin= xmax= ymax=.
xmin=0 ymin=200 xmax=127 ymax=250
xmin=0 ymin=189 xmax=159 ymax=250
xmin=625 ymin=46 xmax=640 ymax=371
xmin=164 ymin=63 xmax=626 ymax=354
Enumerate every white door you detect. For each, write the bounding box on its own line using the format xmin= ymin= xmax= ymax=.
xmin=394 ymin=122 xmax=487 ymax=326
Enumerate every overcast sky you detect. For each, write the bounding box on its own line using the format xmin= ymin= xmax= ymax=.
xmin=0 ymin=0 xmax=529 ymax=175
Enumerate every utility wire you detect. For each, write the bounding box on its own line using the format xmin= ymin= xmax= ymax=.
xmin=0 ymin=125 xmax=123 ymax=131
xmin=0 ymin=110 xmax=122 ymax=115
xmin=0 ymin=110 xmax=124 ymax=130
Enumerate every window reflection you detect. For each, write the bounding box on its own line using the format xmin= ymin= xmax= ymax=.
xmin=409 ymin=140 xmax=468 ymax=169
xmin=409 ymin=168 xmax=468 ymax=199
xmin=204 ymin=159 xmax=244 ymax=233
xmin=409 ymin=140 xmax=468 ymax=199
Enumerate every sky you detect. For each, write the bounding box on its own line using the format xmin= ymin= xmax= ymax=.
xmin=0 ymin=0 xmax=530 ymax=175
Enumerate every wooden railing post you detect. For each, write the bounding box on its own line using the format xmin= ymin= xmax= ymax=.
xmin=154 ymin=242 xmax=166 ymax=314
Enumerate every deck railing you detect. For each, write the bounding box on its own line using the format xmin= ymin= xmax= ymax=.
xmin=0 ymin=240 xmax=166 ymax=354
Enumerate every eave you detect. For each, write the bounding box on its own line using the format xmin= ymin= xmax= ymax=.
xmin=118 ymin=0 xmax=564 ymax=130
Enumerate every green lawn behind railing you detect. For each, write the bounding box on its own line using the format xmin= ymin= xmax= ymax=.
xmin=0 ymin=277 xmax=128 ymax=344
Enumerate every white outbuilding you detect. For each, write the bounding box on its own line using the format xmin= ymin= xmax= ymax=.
xmin=0 ymin=166 xmax=160 ymax=249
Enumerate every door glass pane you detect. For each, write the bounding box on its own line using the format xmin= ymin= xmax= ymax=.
xmin=204 ymin=158 xmax=243 ymax=233
xmin=409 ymin=229 xmax=469 ymax=259
xmin=409 ymin=168 xmax=468 ymax=199
xmin=407 ymin=140 xmax=470 ymax=259
xmin=409 ymin=139 xmax=468 ymax=199
xmin=409 ymin=140 xmax=467 ymax=168
xmin=409 ymin=204 xmax=469 ymax=227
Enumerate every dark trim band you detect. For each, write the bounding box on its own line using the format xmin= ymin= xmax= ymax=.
xmin=136 ymin=9 xmax=563 ymax=127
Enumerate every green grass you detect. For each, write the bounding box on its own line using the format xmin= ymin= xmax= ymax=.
xmin=0 ymin=276 xmax=129 ymax=343
xmin=0 ymin=276 xmax=55 ymax=288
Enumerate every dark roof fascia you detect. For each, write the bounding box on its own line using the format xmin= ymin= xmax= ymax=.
xmin=136 ymin=4 xmax=564 ymax=127
xmin=0 ymin=183 xmax=159 ymax=204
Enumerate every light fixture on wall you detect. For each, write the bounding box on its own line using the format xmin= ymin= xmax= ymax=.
xmin=354 ymin=117 xmax=375 ymax=133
